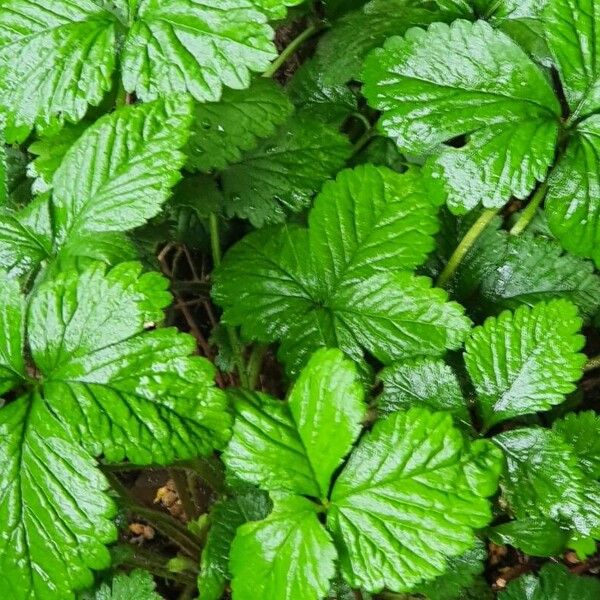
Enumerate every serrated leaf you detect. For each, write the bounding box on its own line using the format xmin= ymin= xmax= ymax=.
xmin=465 ymin=301 xmax=585 ymax=429
xmin=328 ymin=408 xmax=502 ymax=592
xmin=187 ymin=78 xmax=293 ymax=172
xmin=121 ymin=0 xmax=276 ymax=103
xmin=499 ymin=563 xmax=600 ymax=600
xmin=28 ymin=262 xmax=230 ymax=464
xmin=553 ymin=411 xmax=600 ymax=479
xmin=546 ymin=115 xmax=600 ymax=267
xmin=230 ymin=493 xmax=337 ymax=600
xmin=53 ymin=97 xmax=193 ymax=241
xmin=0 ymin=271 xmax=25 ymax=394
xmin=214 ymin=166 xmax=471 ymax=374
xmin=86 ymin=570 xmax=163 ymax=600
xmin=489 ymin=518 xmax=568 ymax=556
xmin=0 ymin=394 xmax=117 ymax=600
xmin=224 ymin=349 xmax=364 ymax=497
xmin=250 ymin=0 xmax=306 ymax=19
xmin=0 ymin=0 xmax=118 ymax=142
xmin=220 ymin=111 xmax=351 ymax=226
xmin=362 ymin=20 xmax=560 ymax=213
xmin=378 ymin=358 xmax=470 ymax=428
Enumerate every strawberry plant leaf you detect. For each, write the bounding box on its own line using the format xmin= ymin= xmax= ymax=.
xmin=362 ymin=20 xmax=560 ymax=213
xmin=85 ymin=569 xmax=163 ymax=600
xmin=328 ymin=408 xmax=502 ymax=592
xmin=121 ymin=0 xmax=276 ymax=103
xmin=0 ymin=0 xmax=118 ymax=143
xmin=465 ymin=301 xmax=585 ymax=429
xmin=0 ymin=271 xmax=25 ymax=394
xmin=489 ymin=518 xmax=569 ymax=557
xmin=220 ymin=111 xmax=351 ymax=226
xmin=187 ymin=79 xmax=293 ymax=173
xmin=250 ymin=0 xmax=307 ymax=19
xmin=229 ymin=493 xmax=337 ymax=600
xmin=499 ymin=563 xmax=600 ymax=599
xmin=0 ymin=394 xmax=117 ymax=600
xmin=553 ymin=411 xmax=600 ymax=479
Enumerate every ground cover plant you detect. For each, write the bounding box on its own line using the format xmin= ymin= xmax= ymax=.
xmin=4 ymin=0 xmax=600 ymax=598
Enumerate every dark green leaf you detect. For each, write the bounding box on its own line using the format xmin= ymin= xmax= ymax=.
xmin=553 ymin=411 xmax=600 ymax=478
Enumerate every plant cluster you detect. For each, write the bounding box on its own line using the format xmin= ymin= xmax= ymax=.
xmin=2 ymin=0 xmax=600 ymax=598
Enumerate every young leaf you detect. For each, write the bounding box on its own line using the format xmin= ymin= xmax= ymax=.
xmin=120 ymin=0 xmax=276 ymax=103
xmin=229 ymin=494 xmax=337 ymax=600
xmin=85 ymin=569 xmax=163 ymax=600
xmin=0 ymin=271 xmax=25 ymax=394
xmin=186 ymin=79 xmax=293 ymax=172
xmin=0 ymin=0 xmax=118 ymax=142
xmin=553 ymin=411 xmax=600 ymax=479
xmin=0 ymin=394 xmax=117 ymax=600
xmin=220 ymin=111 xmax=351 ymax=226
xmin=28 ymin=262 xmax=230 ymax=464
xmin=499 ymin=563 xmax=600 ymax=600
xmin=489 ymin=518 xmax=569 ymax=557
xmin=465 ymin=300 xmax=585 ymax=429
xmin=223 ymin=349 xmax=365 ymax=497
xmin=52 ymin=97 xmax=193 ymax=241
xmin=362 ymin=20 xmax=560 ymax=213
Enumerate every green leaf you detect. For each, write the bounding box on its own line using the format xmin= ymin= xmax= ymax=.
xmin=546 ymin=115 xmax=600 ymax=267
xmin=553 ymin=411 xmax=600 ymax=479
xmin=187 ymin=79 xmax=293 ymax=172
xmin=120 ymin=0 xmax=276 ymax=103
xmin=86 ymin=570 xmax=163 ymax=600
xmin=0 ymin=270 xmax=25 ymax=394
xmin=250 ymin=0 xmax=306 ymax=19
xmin=328 ymin=408 xmax=502 ymax=592
xmin=499 ymin=563 xmax=600 ymax=600
xmin=362 ymin=20 xmax=560 ymax=213
xmin=0 ymin=394 xmax=117 ymax=600
xmin=378 ymin=358 xmax=470 ymax=428
xmin=489 ymin=518 xmax=568 ymax=556
xmin=29 ymin=262 xmax=230 ymax=465
xmin=544 ymin=0 xmax=600 ymax=118
xmin=224 ymin=348 xmax=364 ymax=497
xmin=0 ymin=0 xmax=118 ymax=142
xmin=220 ymin=111 xmax=351 ymax=226
xmin=53 ymin=98 xmax=193 ymax=241
xmin=465 ymin=301 xmax=585 ymax=429
xmin=230 ymin=493 xmax=337 ymax=600
xmin=214 ymin=165 xmax=471 ymax=374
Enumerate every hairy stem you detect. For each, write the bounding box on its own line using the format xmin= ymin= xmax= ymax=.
xmin=509 ymin=181 xmax=549 ymax=236
xmin=123 ymin=547 xmax=197 ymax=586
xmin=437 ymin=207 xmax=501 ymax=288
xmin=585 ymin=355 xmax=600 ymax=373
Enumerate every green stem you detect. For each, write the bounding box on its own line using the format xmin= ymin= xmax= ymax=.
xmin=208 ymin=212 xmax=249 ymax=387
xmin=351 ymin=127 xmax=377 ymax=157
xmin=262 ymin=22 xmax=324 ymax=78
xmin=124 ymin=547 xmax=196 ymax=586
xmin=585 ymin=355 xmax=600 ymax=373
xmin=247 ymin=343 xmax=268 ymax=389
xmin=170 ymin=468 xmax=199 ymax=520
xmin=509 ymin=181 xmax=549 ymax=236
xmin=183 ymin=456 xmax=227 ymax=495
xmin=437 ymin=207 xmax=501 ymax=288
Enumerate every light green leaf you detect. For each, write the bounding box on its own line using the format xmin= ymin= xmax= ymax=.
xmin=546 ymin=115 xmax=600 ymax=267
xmin=553 ymin=411 xmax=600 ymax=479
xmin=362 ymin=20 xmax=560 ymax=213
xmin=465 ymin=301 xmax=585 ymax=429
xmin=489 ymin=518 xmax=568 ymax=556
xmin=86 ymin=570 xmax=163 ymax=600
xmin=52 ymin=98 xmax=193 ymax=241
xmin=0 ymin=271 xmax=25 ymax=395
xmin=187 ymin=79 xmax=293 ymax=172
xmin=28 ymin=262 xmax=230 ymax=465
xmin=499 ymin=563 xmax=600 ymax=600
xmin=224 ymin=349 xmax=364 ymax=497
xmin=221 ymin=111 xmax=351 ymax=226
xmin=378 ymin=358 xmax=470 ymax=428
xmin=328 ymin=408 xmax=502 ymax=592
xmin=0 ymin=394 xmax=117 ymax=600
xmin=250 ymin=0 xmax=306 ymax=19
xmin=121 ymin=0 xmax=276 ymax=102
xmin=230 ymin=493 xmax=337 ymax=600
xmin=0 ymin=0 xmax=117 ymax=142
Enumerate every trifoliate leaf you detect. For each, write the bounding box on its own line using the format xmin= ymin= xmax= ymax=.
xmin=378 ymin=358 xmax=470 ymax=428
xmin=220 ymin=111 xmax=351 ymax=226
xmin=214 ymin=166 xmax=470 ymax=374
xmin=224 ymin=349 xmax=364 ymax=497
xmin=28 ymin=262 xmax=230 ymax=465
xmin=86 ymin=570 xmax=163 ymax=600
xmin=546 ymin=115 xmax=600 ymax=267
xmin=0 ymin=0 xmax=118 ymax=142
xmin=0 ymin=394 xmax=117 ymax=600
xmin=328 ymin=408 xmax=502 ymax=592
xmin=53 ymin=98 xmax=193 ymax=241
xmin=362 ymin=20 xmax=560 ymax=213
xmin=489 ymin=518 xmax=569 ymax=557
xmin=465 ymin=301 xmax=585 ymax=429
xmin=230 ymin=493 xmax=337 ymax=600
xmin=553 ymin=412 xmax=600 ymax=479
xmin=499 ymin=563 xmax=600 ymax=600
xmin=544 ymin=0 xmax=600 ymax=118
xmin=187 ymin=79 xmax=293 ymax=172
xmin=0 ymin=271 xmax=25 ymax=394
xmin=120 ymin=0 xmax=276 ymax=103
